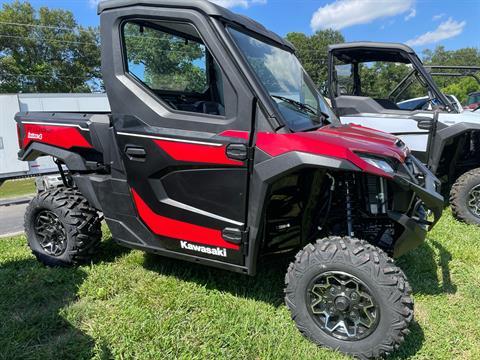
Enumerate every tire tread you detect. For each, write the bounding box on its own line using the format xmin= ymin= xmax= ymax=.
xmin=450 ymin=167 xmax=480 ymax=225
xmin=24 ymin=186 xmax=101 ymax=266
xmin=284 ymin=236 xmax=413 ymax=359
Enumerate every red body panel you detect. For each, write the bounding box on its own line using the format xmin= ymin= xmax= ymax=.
xmin=218 ymin=130 xmax=250 ymax=140
xmin=21 ymin=124 xmax=92 ymax=150
xmin=257 ymin=124 xmax=406 ymax=161
xmin=153 ymin=139 xmax=243 ymax=166
xmin=132 ymin=189 xmax=240 ymax=250
xmin=220 ymin=124 xmax=408 ymax=177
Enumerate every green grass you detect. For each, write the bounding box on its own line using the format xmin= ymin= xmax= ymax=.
xmin=0 ymin=178 xmax=36 ymax=199
xmin=0 ymin=211 xmax=479 ymax=359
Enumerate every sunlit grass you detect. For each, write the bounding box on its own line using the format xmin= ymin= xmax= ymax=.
xmin=0 ymin=210 xmax=478 ymax=359
xmin=0 ymin=178 xmax=36 ymax=199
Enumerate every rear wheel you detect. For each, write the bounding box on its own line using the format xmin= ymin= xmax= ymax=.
xmin=285 ymin=236 xmax=413 ymax=359
xmin=24 ymin=187 xmax=102 ymax=266
xmin=450 ymin=168 xmax=480 ymax=225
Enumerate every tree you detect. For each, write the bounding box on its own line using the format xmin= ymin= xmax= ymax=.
xmin=286 ymin=29 xmax=345 ymax=90
xmin=423 ymin=46 xmax=480 ymax=103
xmin=442 ymin=77 xmax=480 ymax=104
xmin=423 ymin=46 xmax=480 ymax=67
xmin=123 ymin=22 xmax=206 ymax=93
xmin=0 ymin=1 xmax=101 ymax=93
xmin=359 ymin=62 xmax=421 ymax=100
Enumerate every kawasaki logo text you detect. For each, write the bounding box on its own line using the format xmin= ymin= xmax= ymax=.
xmin=180 ymin=241 xmax=227 ymax=257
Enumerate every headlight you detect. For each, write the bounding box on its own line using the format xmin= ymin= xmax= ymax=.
xmin=358 ymin=155 xmax=394 ymax=174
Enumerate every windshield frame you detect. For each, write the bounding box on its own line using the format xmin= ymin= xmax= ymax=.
xmin=224 ymin=23 xmax=339 ymax=132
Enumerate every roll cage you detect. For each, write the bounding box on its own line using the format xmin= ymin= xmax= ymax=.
xmin=327 ymin=42 xmax=456 ymax=113
xmin=393 ymin=65 xmax=480 ymax=109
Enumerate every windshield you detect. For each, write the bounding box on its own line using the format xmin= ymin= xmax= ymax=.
xmin=228 ymin=27 xmax=338 ymax=132
xmin=468 ymin=93 xmax=480 ymax=105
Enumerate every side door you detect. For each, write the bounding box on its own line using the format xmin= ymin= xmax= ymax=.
xmin=340 ymin=113 xmax=435 ymax=163
xmin=328 ymin=59 xmax=436 ymax=163
xmin=101 ymin=7 xmax=255 ymax=266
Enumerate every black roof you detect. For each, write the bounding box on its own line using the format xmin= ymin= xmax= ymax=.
xmin=328 ymin=42 xmax=416 ymax=63
xmin=98 ymin=0 xmax=293 ymax=51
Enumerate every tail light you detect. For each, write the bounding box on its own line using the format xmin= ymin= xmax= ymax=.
xmin=16 ymin=123 xmax=23 ymax=149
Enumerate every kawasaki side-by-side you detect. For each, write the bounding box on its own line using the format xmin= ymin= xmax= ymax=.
xmin=15 ymin=1 xmax=443 ymax=358
xmin=327 ymin=43 xmax=480 ymax=224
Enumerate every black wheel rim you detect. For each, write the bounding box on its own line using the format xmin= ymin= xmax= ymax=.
xmin=467 ymin=184 xmax=480 ymax=218
xmin=307 ymin=271 xmax=379 ymax=341
xmin=34 ymin=210 xmax=67 ymax=256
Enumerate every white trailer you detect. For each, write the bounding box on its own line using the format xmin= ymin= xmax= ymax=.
xmin=0 ymin=93 xmax=110 ymax=184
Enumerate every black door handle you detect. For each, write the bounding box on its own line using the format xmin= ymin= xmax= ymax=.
xmin=125 ymin=146 xmax=146 ymax=161
xmin=226 ymin=143 xmax=250 ymax=161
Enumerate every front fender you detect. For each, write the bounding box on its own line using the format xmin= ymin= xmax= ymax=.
xmin=254 ymin=151 xmax=360 ymax=182
xmin=430 ymin=122 xmax=480 ymax=173
xmin=244 ymin=149 xmax=360 ymax=275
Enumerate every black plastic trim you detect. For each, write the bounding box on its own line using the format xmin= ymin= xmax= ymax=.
xmin=429 ymin=122 xmax=480 ymax=173
xmin=19 ymin=142 xmax=88 ymax=171
xmin=255 ymin=151 xmax=360 ymax=182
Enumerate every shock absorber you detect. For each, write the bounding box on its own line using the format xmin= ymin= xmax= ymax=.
xmin=345 ymin=175 xmax=354 ymax=237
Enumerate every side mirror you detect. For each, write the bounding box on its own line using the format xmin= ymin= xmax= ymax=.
xmin=412 ymin=116 xmax=434 ymax=130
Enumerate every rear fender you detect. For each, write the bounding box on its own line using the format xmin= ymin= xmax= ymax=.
xmin=19 ymin=142 xmax=88 ymax=171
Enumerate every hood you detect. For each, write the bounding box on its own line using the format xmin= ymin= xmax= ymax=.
xmin=255 ymin=123 xmax=410 ymax=178
xmin=439 ymin=110 xmax=480 ymax=125
xmin=312 ymin=123 xmax=409 ymax=162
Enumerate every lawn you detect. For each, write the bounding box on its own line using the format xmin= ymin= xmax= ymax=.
xmin=0 ymin=178 xmax=36 ymax=199
xmin=0 ymin=211 xmax=479 ymax=360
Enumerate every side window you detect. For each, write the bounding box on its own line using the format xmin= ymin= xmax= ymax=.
xmin=334 ymin=64 xmax=354 ymax=96
xmin=122 ymin=20 xmax=225 ymax=116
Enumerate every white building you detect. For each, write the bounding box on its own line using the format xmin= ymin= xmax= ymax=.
xmin=0 ymin=93 xmax=110 ymax=182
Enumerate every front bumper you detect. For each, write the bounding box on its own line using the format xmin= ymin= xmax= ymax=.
xmin=389 ymin=156 xmax=444 ymax=257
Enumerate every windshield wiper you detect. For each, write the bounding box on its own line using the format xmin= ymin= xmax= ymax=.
xmin=271 ymin=95 xmax=318 ymax=115
xmin=271 ymin=95 xmax=331 ymax=131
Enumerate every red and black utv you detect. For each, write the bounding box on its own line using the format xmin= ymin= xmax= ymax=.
xmin=15 ymin=1 xmax=443 ymax=358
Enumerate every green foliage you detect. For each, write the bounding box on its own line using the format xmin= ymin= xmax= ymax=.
xmin=359 ymin=62 xmax=423 ymax=100
xmin=0 ymin=1 xmax=101 ymax=93
xmin=123 ymin=22 xmax=207 ymax=93
xmin=423 ymin=46 xmax=480 ymax=68
xmin=286 ymin=29 xmax=345 ymax=90
xmin=442 ymin=77 xmax=480 ymax=104
xmin=423 ymin=46 xmax=480 ymax=104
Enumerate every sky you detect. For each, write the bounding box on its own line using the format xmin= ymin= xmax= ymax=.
xmin=7 ymin=0 xmax=480 ymax=53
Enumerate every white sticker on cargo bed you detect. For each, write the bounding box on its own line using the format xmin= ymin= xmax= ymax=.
xmin=27 ymin=132 xmax=43 ymax=140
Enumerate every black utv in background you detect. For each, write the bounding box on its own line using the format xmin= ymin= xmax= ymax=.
xmin=15 ymin=1 xmax=443 ymax=358
xmin=327 ymin=42 xmax=480 ymax=225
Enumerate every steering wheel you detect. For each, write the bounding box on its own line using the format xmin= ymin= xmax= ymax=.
xmin=417 ymin=98 xmax=443 ymax=111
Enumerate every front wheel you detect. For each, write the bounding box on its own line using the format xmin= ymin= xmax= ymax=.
xmin=285 ymin=237 xmax=413 ymax=359
xmin=450 ymin=168 xmax=480 ymax=225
